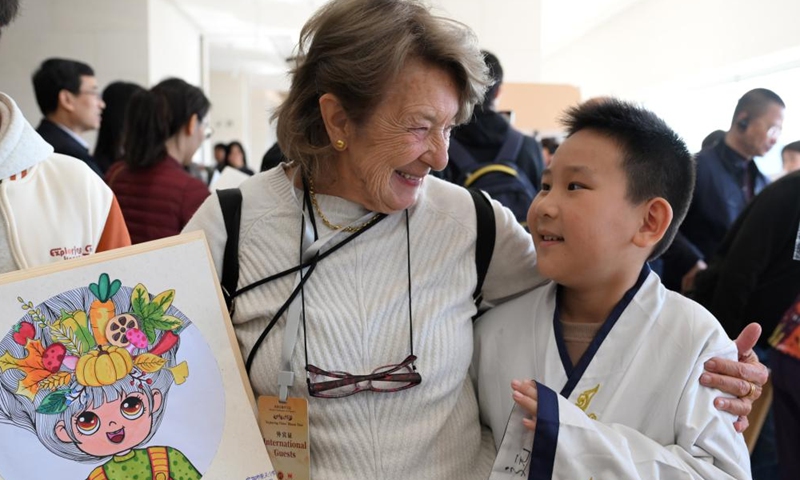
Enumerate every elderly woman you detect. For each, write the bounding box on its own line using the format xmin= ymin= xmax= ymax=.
xmin=184 ymin=0 xmax=766 ymax=478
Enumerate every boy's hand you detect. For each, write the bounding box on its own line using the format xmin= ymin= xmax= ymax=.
xmin=512 ymin=379 xmax=538 ymax=432
xmin=700 ymin=323 xmax=769 ymax=432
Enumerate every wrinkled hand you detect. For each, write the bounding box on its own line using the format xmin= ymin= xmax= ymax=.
xmin=512 ymin=379 xmax=539 ymax=432
xmin=681 ymin=260 xmax=707 ymax=294
xmin=700 ymin=323 xmax=769 ymax=432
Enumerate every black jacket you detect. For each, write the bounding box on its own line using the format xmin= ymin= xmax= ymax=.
xmin=36 ymin=119 xmax=102 ymax=177
xmin=441 ymin=108 xmax=544 ymax=190
xmin=694 ymin=170 xmax=800 ymax=348
xmin=260 ymin=142 xmax=286 ymax=172
xmin=661 ymin=140 xmax=768 ymax=290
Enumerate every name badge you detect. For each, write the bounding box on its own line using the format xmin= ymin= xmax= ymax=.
xmin=258 ymin=395 xmax=311 ymax=480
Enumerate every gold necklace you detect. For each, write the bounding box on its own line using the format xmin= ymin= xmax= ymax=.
xmin=306 ymin=175 xmax=380 ymax=233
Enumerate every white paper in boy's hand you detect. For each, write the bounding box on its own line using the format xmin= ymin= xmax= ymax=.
xmin=210 ymin=166 xmax=250 ymax=190
xmin=490 ymin=402 xmax=536 ymax=479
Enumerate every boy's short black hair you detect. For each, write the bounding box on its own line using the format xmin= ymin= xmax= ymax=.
xmin=562 ymin=99 xmax=695 ymax=260
xmin=32 ymin=58 xmax=95 ymax=115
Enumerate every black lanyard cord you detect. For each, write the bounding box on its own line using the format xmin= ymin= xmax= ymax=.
xmin=242 ymin=177 xmax=386 ymax=374
xmin=301 ymin=180 xmax=313 ymax=378
xmin=302 ymin=175 xmax=320 ymax=241
xmin=405 ymin=209 xmax=414 ymax=360
xmin=232 ymin=215 xmax=386 ymax=299
xmin=302 ymin=209 xmax=414 ymax=371
xmin=244 ymin=185 xmax=316 ymax=375
xmin=244 ymin=258 xmax=318 ymax=373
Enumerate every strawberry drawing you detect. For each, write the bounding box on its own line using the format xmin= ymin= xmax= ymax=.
xmin=12 ymin=321 xmax=35 ymax=346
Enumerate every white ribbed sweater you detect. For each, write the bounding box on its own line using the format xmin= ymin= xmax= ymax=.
xmin=184 ymin=167 xmax=542 ymax=480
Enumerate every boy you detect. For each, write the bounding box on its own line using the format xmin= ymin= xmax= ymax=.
xmin=472 ymin=99 xmax=751 ymax=479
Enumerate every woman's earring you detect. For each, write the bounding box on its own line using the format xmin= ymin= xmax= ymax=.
xmin=334 ymin=139 xmax=346 ymax=151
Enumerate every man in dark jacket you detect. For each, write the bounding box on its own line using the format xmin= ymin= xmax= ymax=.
xmin=32 ymin=58 xmax=105 ymax=176
xmin=440 ymin=51 xmax=544 ymax=214
xmin=694 ymin=169 xmax=800 ymax=348
xmin=662 ymin=88 xmax=784 ymax=293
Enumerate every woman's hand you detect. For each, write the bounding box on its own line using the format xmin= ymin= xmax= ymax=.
xmin=512 ymin=379 xmax=539 ymax=432
xmin=700 ymin=323 xmax=769 ymax=432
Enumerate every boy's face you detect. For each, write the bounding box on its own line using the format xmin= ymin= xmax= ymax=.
xmin=528 ymin=129 xmax=645 ymax=288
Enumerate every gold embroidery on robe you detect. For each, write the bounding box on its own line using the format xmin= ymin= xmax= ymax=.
xmin=576 ymin=384 xmax=600 ymax=419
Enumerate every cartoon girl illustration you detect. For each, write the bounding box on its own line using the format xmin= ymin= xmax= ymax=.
xmin=0 ymin=274 xmax=201 ymax=480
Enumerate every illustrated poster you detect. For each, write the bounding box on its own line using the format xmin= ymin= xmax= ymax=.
xmin=0 ymin=232 xmax=275 ymax=480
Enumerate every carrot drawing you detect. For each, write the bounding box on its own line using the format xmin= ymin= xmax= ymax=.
xmin=87 ymin=274 xmax=122 ymax=345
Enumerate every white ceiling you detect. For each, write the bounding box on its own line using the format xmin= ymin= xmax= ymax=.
xmin=172 ymin=0 xmax=646 ymax=77
xmin=541 ymin=0 xmax=644 ymax=57
xmin=171 ymin=0 xmax=326 ymax=77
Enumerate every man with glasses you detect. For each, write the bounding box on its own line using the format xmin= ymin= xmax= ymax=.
xmin=662 ymin=88 xmax=784 ymax=295
xmin=32 ymin=58 xmax=106 ymax=176
xmin=663 ymin=88 xmax=784 ymax=479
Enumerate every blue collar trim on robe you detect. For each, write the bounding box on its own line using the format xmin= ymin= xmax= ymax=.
xmin=553 ymin=264 xmax=651 ymax=398
xmin=528 ymin=381 xmax=559 ymax=480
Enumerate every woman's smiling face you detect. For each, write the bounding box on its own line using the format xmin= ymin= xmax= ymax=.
xmin=57 ymin=390 xmax=162 ymax=457
xmin=323 ymin=59 xmax=461 ymax=213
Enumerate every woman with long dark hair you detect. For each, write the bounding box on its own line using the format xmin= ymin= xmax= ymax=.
xmin=222 ymin=140 xmax=254 ymax=176
xmin=93 ymin=81 xmax=145 ymax=173
xmin=106 ymin=78 xmax=210 ymax=244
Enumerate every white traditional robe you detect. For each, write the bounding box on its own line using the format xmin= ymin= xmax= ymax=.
xmin=472 ymin=267 xmax=751 ymax=479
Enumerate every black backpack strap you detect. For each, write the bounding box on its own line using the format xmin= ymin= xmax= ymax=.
xmin=494 ymin=127 xmax=525 ymax=163
xmin=469 ymin=188 xmax=496 ymax=312
xmin=217 ymin=188 xmax=243 ymax=314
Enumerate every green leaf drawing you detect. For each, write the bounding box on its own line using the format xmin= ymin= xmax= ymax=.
xmin=90 ymin=274 xmax=122 ymax=302
xmin=161 ymin=315 xmax=184 ymax=331
xmin=142 ymin=301 xmax=162 ymax=321
xmin=146 ymin=316 xmax=183 ymax=332
xmin=88 ymin=283 xmax=100 ymax=301
xmin=151 ymin=290 xmax=175 ymax=314
xmin=142 ymin=322 xmax=158 ymax=345
xmin=129 ymin=284 xmax=181 ymax=342
xmin=36 ymin=390 xmax=69 ymax=414
xmin=108 ymin=278 xmax=122 ymax=298
xmin=130 ymin=284 xmax=149 ymax=319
